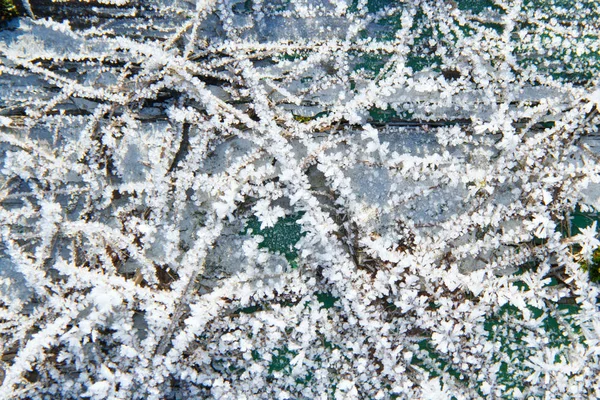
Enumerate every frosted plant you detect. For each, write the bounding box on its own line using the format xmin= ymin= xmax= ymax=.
xmin=0 ymin=0 xmax=600 ymax=399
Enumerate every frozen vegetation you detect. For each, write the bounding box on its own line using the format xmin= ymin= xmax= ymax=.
xmin=1 ymin=0 xmax=600 ymax=398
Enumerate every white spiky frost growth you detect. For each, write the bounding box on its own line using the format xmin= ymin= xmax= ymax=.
xmin=1 ymin=0 xmax=600 ymax=398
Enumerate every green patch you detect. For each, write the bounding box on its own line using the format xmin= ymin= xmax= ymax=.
xmin=512 ymin=280 xmax=530 ymax=292
xmin=544 ymin=276 xmax=559 ymax=287
xmin=348 ymin=0 xmax=398 ymax=14
xmin=456 ymin=0 xmax=503 ymax=14
xmin=239 ymin=305 xmax=262 ymax=314
xmin=322 ymin=338 xmax=334 ymax=350
xmin=483 ymin=304 xmax=533 ymax=396
xmin=411 ymin=339 xmax=464 ymax=382
xmin=369 ymin=14 xmax=404 ymax=41
xmin=406 ymin=54 xmax=442 ymax=73
xmin=536 ymin=121 xmax=556 ymax=130
xmin=353 ymin=53 xmax=391 ymax=78
xmin=404 ymin=11 xmax=443 ymax=74
xmin=568 ymin=206 xmax=600 ymax=236
xmin=268 ymin=346 xmax=297 ymax=374
xmin=542 ymin=314 xmax=572 ymax=348
xmin=296 ymin=372 xmax=313 ymax=385
xmin=243 ymin=212 xmax=305 ymax=266
xmin=277 ymin=51 xmax=310 ymax=63
xmin=562 ymin=205 xmax=600 ymax=282
xmin=514 ymin=27 xmax=600 ymax=83
xmin=365 ymin=0 xmax=397 ymax=13
xmin=368 ymin=107 xmax=398 ymax=123
xmin=316 ymin=292 xmax=339 ymax=309
xmin=523 ymin=0 xmax=600 ymax=20
xmin=482 ymin=300 xmax=583 ymax=398
xmin=481 ymin=22 xmax=504 ymax=35
xmin=368 ymin=105 xmax=417 ymax=124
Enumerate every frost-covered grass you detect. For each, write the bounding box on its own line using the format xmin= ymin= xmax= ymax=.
xmin=1 ymin=0 xmax=600 ymax=399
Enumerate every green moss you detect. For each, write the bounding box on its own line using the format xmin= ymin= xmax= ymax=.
xmin=368 ymin=107 xmax=397 ymax=123
xmin=406 ymin=54 xmax=442 ymax=73
xmin=316 ymin=292 xmax=339 ymax=309
xmin=456 ymin=0 xmax=506 ymax=14
xmin=481 ymin=22 xmax=505 ymax=34
xmin=481 ymin=300 xmax=583 ymax=398
xmin=243 ymin=212 xmax=305 ymax=266
xmin=353 ymin=53 xmax=391 ymax=78
xmin=348 ymin=0 xmax=399 ymax=14
xmin=239 ymin=305 xmax=262 ymax=314
xmin=409 ymin=339 xmax=465 ymax=389
xmin=564 ymin=206 xmax=600 ymax=282
xmin=569 ymin=207 xmax=600 ymax=236
xmin=277 ymin=51 xmax=309 ymax=62
xmin=268 ymin=347 xmax=297 ymax=374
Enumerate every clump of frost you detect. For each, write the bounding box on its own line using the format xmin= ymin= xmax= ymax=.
xmin=1 ymin=0 xmax=600 ymax=399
